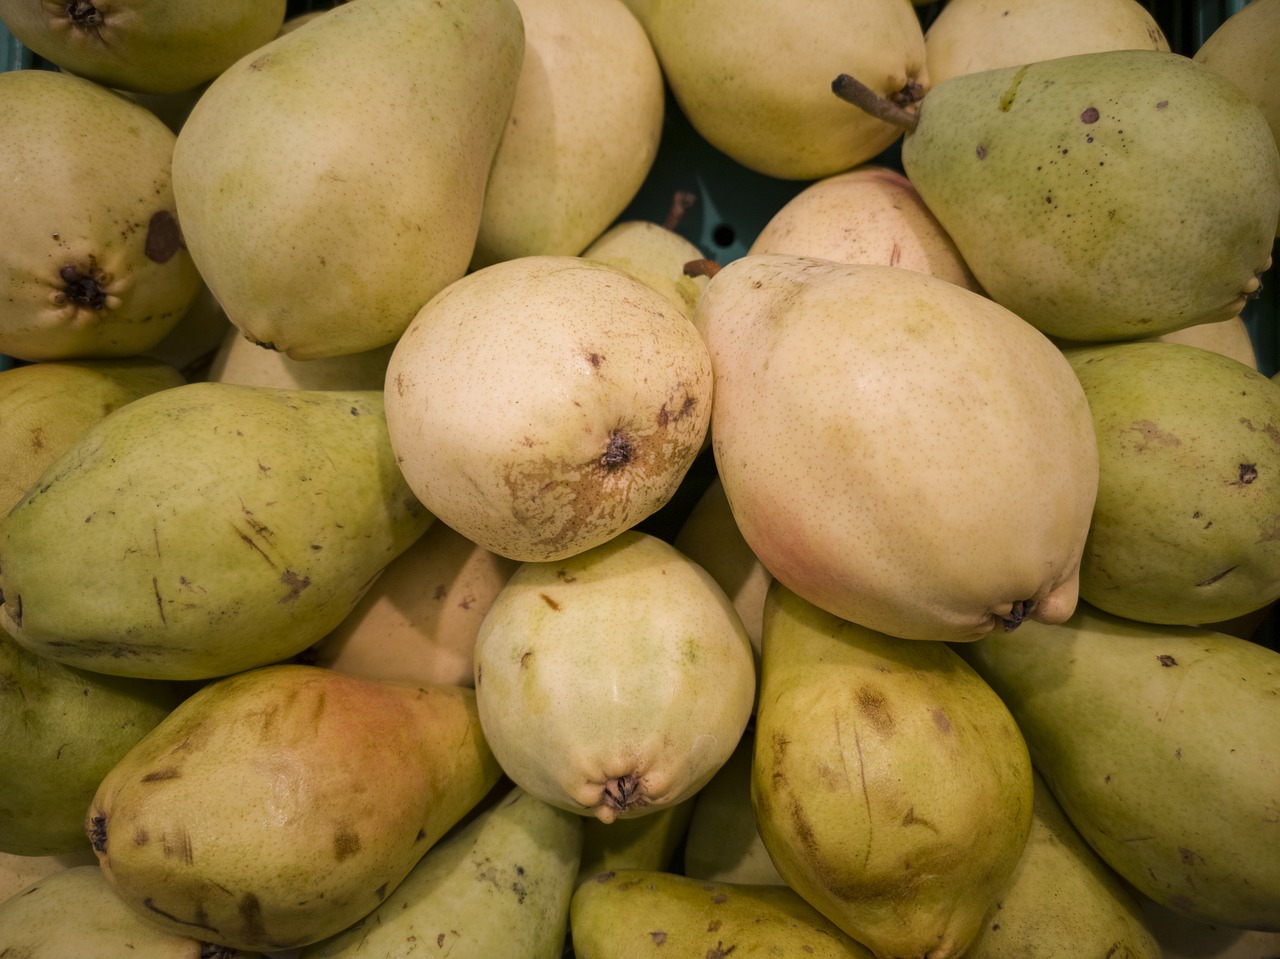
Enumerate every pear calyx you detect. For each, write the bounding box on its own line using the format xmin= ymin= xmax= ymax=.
xmin=601 ymin=773 xmax=644 ymax=818
xmin=1000 ymin=599 xmax=1036 ymax=632
xmin=832 ymin=73 xmax=921 ymax=134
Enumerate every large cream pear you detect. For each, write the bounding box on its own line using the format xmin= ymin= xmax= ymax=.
xmin=747 ymin=165 xmax=982 ymax=293
xmin=638 ymin=0 xmax=928 ymax=179
xmin=171 ymin=0 xmax=525 ymax=359
xmin=472 ymin=531 xmax=756 ymax=824
xmin=469 ymin=0 xmax=665 ymax=269
xmin=384 ymin=256 xmax=712 ymax=563
xmin=695 ymin=254 xmax=1098 ymax=642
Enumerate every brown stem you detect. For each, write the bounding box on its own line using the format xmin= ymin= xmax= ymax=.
xmin=663 ymin=191 xmax=697 ymax=231
xmin=832 ymin=74 xmax=920 ymax=134
xmin=683 ymin=258 xmax=721 ymax=279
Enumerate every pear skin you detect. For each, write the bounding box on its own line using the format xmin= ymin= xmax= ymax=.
xmin=752 ymin=581 xmax=1033 ymax=959
xmin=576 ymin=798 xmax=695 ymax=886
xmin=955 ymin=603 xmax=1280 ymax=930
xmin=87 ymin=666 xmax=503 ymax=953
xmin=581 ymin=219 xmax=711 ymax=321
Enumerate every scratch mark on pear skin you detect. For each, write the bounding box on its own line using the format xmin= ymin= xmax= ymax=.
xmin=232 ymin=522 xmax=277 ymax=568
xmin=153 ymin=577 xmax=166 ymax=626
xmin=850 ymin=722 xmax=874 ymax=872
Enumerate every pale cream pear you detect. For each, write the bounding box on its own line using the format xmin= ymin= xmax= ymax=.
xmin=747 ymin=165 xmax=982 ymax=292
xmin=0 ymin=849 xmax=97 ymax=903
xmin=924 ymin=0 xmax=1168 ymax=87
xmin=1147 ymin=315 xmax=1258 ymax=368
xmin=752 ymin=582 xmax=1034 ymax=959
xmin=0 ymin=0 xmax=286 ymax=94
xmin=172 ymin=0 xmax=525 ymax=359
xmin=384 ymin=256 xmax=712 ymax=563
xmin=0 ymin=70 xmax=203 ymax=362
xmin=207 ymin=328 xmax=394 ymax=391
xmin=307 ymin=521 xmax=520 ymax=688
xmin=695 ymin=254 xmax=1098 ymax=641
xmin=469 ymin=0 xmax=665 ymax=269
xmin=472 ymin=531 xmax=755 ymax=823
xmin=88 ymin=665 xmax=503 ymax=953
xmin=581 ymin=218 xmax=711 ymax=320
xmin=639 ymin=0 xmax=928 ymax=180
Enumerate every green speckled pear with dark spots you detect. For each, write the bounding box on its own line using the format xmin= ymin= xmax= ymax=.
xmin=893 ymin=49 xmax=1280 ymax=342
xmin=0 ymin=382 xmax=434 ymax=681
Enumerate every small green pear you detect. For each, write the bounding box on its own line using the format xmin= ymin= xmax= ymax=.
xmin=0 ymin=865 xmax=261 ymax=958
xmin=752 ymin=581 xmax=1034 ymax=959
xmin=569 ymin=869 xmax=877 ymax=958
xmin=1065 ymin=340 xmax=1280 ymax=625
xmin=0 ymin=70 xmax=203 ymax=362
xmin=172 ymin=0 xmax=525 ymax=359
xmin=0 ymin=382 xmax=434 ymax=680
xmin=87 ymin=665 xmax=503 ymax=953
xmin=576 ymin=798 xmax=695 ymax=886
xmin=0 ymin=631 xmax=184 ymax=856
xmin=581 ymin=218 xmax=711 ymax=321
xmin=0 ymin=357 xmax=185 ymax=515
xmin=955 ymin=603 xmax=1280 ymax=930
xmin=0 ymin=0 xmax=286 ymax=94
xmin=472 ymin=531 xmax=756 ymax=823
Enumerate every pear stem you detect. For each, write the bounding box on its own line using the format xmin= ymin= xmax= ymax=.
xmin=683 ymin=258 xmax=721 ymax=279
xmin=663 ymin=190 xmax=697 ymax=231
xmin=832 ymin=74 xmax=920 ymax=134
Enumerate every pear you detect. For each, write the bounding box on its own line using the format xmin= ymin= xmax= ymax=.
xmin=569 ymin=869 xmax=877 ymax=957
xmin=747 ymin=165 xmax=982 ymax=293
xmin=0 ymin=0 xmax=286 ymax=94
xmin=140 ymin=283 xmax=233 ymax=378
xmin=954 ymin=603 xmax=1280 ymax=930
xmin=307 ymin=521 xmax=520 ymax=688
xmin=0 ymin=69 xmax=203 ymax=362
xmin=472 ymin=530 xmax=755 ymax=824
xmin=206 ymin=328 xmax=394 ymax=391
xmin=962 ymin=771 xmax=1161 ymax=959
xmin=0 ymin=865 xmax=260 ymax=958
xmin=923 ymin=0 xmax=1168 ymax=87
xmin=1147 ymin=315 xmax=1258 ymax=369
xmin=171 ymin=0 xmax=525 ymax=359
xmin=0 ymin=631 xmax=183 ymax=856
xmin=468 ymin=0 xmax=665 ymax=269
xmin=87 ymin=665 xmax=503 ymax=953
xmin=1064 ymin=340 xmax=1280 ymax=625
xmin=0 ymin=849 xmax=98 ymax=902
xmin=860 ymin=49 xmax=1280 ymax=342
xmin=0 ymin=382 xmax=434 ymax=680
xmin=751 ymin=581 xmax=1033 ymax=959
xmin=681 ymin=728 xmax=785 ymax=887
xmin=581 ymin=218 xmax=711 ymax=320
xmin=301 ymin=786 xmax=581 ymax=959
xmin=694 ymin=254 xmax=1098 ymax=642
xmin=576 ymin=798 xmax=695 ymax=886
xmin=1140 ymin=895 xmax=1280 ymax=958
xmin=0 ymin=357 xmax=185 ymax=515
xmin=638 ymin=0 xmax=928 ymax=180
xmin=384 ymin=256 xmax=712 ymax=564
xmin=1194 ymin=0 xmax=1280 ymax=236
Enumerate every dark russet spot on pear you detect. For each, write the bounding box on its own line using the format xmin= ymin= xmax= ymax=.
xmin=415 ymin=828 xmax=428 ymax=842
xmin=1158 ymin=654 xmax=1178 ymax=667
xmin=587 ymin=351 xmax=603 ymax=369
xmin=134 ymin=828 xmax=149 ymax=845
xmin=1196 ymin=566 xmax=1237 ymax=587
xmin=1237 ymin=463 xmax=1258 ymax=484
xmin=710 ymin=892 xmax=728 ymax=904
xmin=141 ymin=767 xmax=182 ymax=782
xmin=331 ymin=826 xmax=361 ymax=862
xmin=539 ymin=593 xmax=561 ymax=611
xmin=1156 ymin=99 xmax=1169 ymax=109
xmin=902 ymin=807 xmax=940 ymax=832
xmin=279 ymin=569 xmax=311 ymax=603
xmin=1179 ymin=847 xmax=1203 ymax=865
xmin=856 ymin=685 xmax=894 ymax=735
xmin=976 ymin=144 xmax=987 ymax=159
xmin=59 ymin=263 xmax=108 ymax=310
xmin=239 ymin=893 xmax=267 ymax=943
xmin=595 ymin=871 xmax=616 ymax=883
xmin=708 ymin=919 xmax=723 ymax=932
xmin=599 ymin=431 xmax=633 ymax=469
xmin=931 ymin=708 xmax=952 ymax=734
xmin=650 ymin=931 xmax=667 ymax=944
xmin=1081 ymin=106 xmax=1100 ymax=124
xmin=6 ymin=592 xmax=21 ymax=627
xmin=656 ymin=393 xmax=697 ymax=428
xmin=144 ymin=210 xmax=183 ymax=263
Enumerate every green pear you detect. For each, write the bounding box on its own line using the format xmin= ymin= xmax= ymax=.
xmin=468 ymin=0 xmax=665 ymax=269
xmin=638 ymin=0 xmax=928 ymax=180
xmin=472 ymin=531 xmax=756 ymax=824
xmin=1140 ymin=895 xmax=1280 ymax=959
xmin=581 ymin=219 xmax=711 ymax=321
xmin=383 ymin=256 xmax=712 ymax=563
xmin=1064 ymin=340 xmax=1280 ymax=625
xmin=923 ymin=0 xmax=1168 ymax=87
xmin=576 ymin=798 xmax=695 ymax=886
xmin=302 ymin=786 xmax=582 ymax=959
xmin=171 ymin=0 xmax=524 ymax=359
xmin=954 ymin=603 xmax=1280 ymax=930
xmin=569 ymin=869 xmax=877 ymax=958
xmin=0 ymin=0 xmax=286 ymax=94
xmin=0 ymin=382 xmax=434 ymax=680
xmin=752 ymin=581 xmax=1033 ymax=959
xmin=962 ymin=771 xmax=1160 ymax=959
xmin=206 ymin=327 xmax=394 ymax=391
xmin=681 ymin=728 xmax=785 ymax=886
xmin=694 ymin=254 xmax=1098 ymax=642
xmin=0 ymin=865 xmax=261 ymax=959
xmin=0 ymin=631 xmax=184 ymax=856
xmin=880 ymin=49 xmax=1280 ymax=342
xmin=87 ymin=665 xmax=503 ymax=953
xmin=0 ymin=357 xmax=185 ymax=515
xmin=0 ymin=69 xmax=203 ymax=362
xmin=1194 ymin=0 xmax=1280 ymax=236
xmin=747 ymin=165 xmax=982 ymax=293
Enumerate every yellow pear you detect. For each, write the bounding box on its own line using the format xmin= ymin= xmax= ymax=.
xmin=469 ymin=0 xmax=665 ymax=268
xmin=581 ymin=218 xmax=711 ymax=321
xmin=206 ymin=327 xmax=394 ymax=391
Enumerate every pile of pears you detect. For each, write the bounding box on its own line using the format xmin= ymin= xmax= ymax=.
xmin=1 ymin=0 xmax=1279 ymax=957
